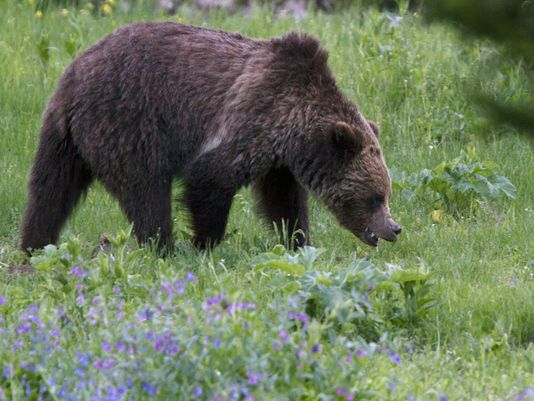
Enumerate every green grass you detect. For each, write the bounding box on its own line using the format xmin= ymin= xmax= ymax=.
xmin=1 ymin=1 xmax=533 ymax=400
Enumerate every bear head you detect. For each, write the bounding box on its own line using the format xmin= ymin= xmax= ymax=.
xmin=271 ymin=32 xmax=401 ymax=246
xmin=320 ymin=118 xmax=401 ymax=247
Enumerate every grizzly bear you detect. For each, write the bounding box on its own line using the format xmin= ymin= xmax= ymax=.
xmin=20 ymin=22 xmax=401 ymax=252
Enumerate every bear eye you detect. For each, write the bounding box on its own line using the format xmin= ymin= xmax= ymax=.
xmin=369 ymin=194 xmax=385 ymax=210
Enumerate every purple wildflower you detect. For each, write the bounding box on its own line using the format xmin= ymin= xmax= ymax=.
xmin=16 ymin=322 xmax=32 ymax=335
xmin=389 ymin=352 xmax=402 ymax=365
xmin=69 ymin=265 xmax=86 ymax=279
xmin=25 ymin=305 xmax=39 ymax=321
xmin=336 ymin=387 xmax=354 ymax=401
xmin=247 ymin=371 xmax=261 ymax=385
xmin=356 ymin=349 xmax=368 ymax=357
xmin=288 ymin=311 xmax=309 ymax=327
xmin=153 ymin=332 xmax=180 ymax=356
xmin=0 ymin=296 xmax=6 ymax=305
xmin=115 ymin=341 xmax=126 ymax=352
xmin=227 ymin=301 xmax=255 ymax=315
xmin=77 ymin=353 xmax=91 ymax=367
xmin=138 ymin=308 xmax=154 ymax=322
xmin=162 ymin=282 xmax=173 ymax=300
xmin=512 ymin=387 xmax=534 ymax=401
xmin=311 ymin=343 xmax=322 ymax=353
xmin=3 ymin=366 xmax=13 ymax=379
xmin=87 ymin=307 xmax=99 ymax=324
xmin=204 ymin=295 xmax=224 ymax=307
xmin=142 ymin=382 xmax=157 ymax=396
xmin=185 ymin=272 xmax=197 ymax=282
xmin=279 ymin=329 xmax=289 ymax=343
xmin=173 ymin=279 xmax=185 ymax=295
xmin=76 ymin=294 xmax=85 ymax=305
xmin=21 ymin=363 xmax=36 ymax=372
xmin=50 ymin=327 xmax=61 ymax=338
xmin=192 ymin=385 xmax=203 ymax=398
xmin=102 ymin=342 xmax=112 ymax=353
xmin=94 ymin=357 xmax=115 ymax=370
xmin=337 ymin=388 xmax=347 ymax=396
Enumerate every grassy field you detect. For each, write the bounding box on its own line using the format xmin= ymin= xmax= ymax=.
xmin=1 ymin=1 xmax=533 ymax=400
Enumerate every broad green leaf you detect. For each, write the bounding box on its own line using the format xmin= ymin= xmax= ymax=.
xmin=267 ymin=259 xmax=305 ymax=277
xmin=489 ymin=174 xmax=517 ymax=198
xmin=314 ymin=274 xmax=332 ymax=286
xmin=391 ymin=269 xmax=433 ymax=283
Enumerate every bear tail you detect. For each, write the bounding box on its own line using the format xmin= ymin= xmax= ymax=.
xmin=20 ymin=102 xmax=93 ymax=253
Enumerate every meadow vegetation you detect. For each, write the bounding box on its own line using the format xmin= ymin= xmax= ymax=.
xmin=0 ymin=1 xmax=533 ymax=400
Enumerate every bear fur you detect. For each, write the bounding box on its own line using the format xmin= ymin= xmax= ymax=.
xmin=20 ymin=22 xmax=401 ymax=252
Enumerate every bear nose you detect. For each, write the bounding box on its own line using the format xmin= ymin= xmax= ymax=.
xmin=392 ymin=223 xmax=402 ymax=235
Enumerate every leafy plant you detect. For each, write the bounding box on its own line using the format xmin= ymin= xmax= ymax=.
xmin=391 ymin=153 xmax=516 ymax=214
xmin=386 ymin=264 xmax=436 ymax=327
xmin=35 ymin=34 xmax=50 ymax=68
xmin=251 ymin=244 xmax=323 ymax=277
xmin=295 ymin=257 xmax=388 ymax=340
xmin=252 ymin=246 xmax=436 ymax=340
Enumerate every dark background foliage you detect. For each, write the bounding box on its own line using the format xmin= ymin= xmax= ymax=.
xmin=424 ymin=0 xmax=534 ymax=136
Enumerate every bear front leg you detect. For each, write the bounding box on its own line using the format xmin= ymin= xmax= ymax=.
xmin=184 ymin=152 xmax=237 ymax=249
xmin=184 ymin=182 xmax=236 ymax=250
xmin=116 ymin=183 xmax=173 ymax=251
xmin=184 ymin=144 xmax=257 ymax=250
xmin=253 ymin=167 xmax=309 ymax=250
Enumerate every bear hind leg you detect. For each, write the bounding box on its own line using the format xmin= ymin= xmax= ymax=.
xmin=253 ymin=167 xmax=309 ymax=250
xmin=21 ymin=142 xmax=93 ymax=252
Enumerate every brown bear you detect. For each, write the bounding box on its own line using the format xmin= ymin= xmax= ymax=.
xmin=20 ymin=22 xmax=401 ymax=252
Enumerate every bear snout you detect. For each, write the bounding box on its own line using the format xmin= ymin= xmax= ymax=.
xmin=392 ymin=222 xmax=402 ymax=236
xmin=365 ymin=218 xmax=401 ymax=245
xmin=380 ymin=220 xmax=401 ymax=242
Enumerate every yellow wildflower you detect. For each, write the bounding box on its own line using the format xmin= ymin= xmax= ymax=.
xmin=431 ymin=209 xmax=442 ymax=224
xmin=108 ymin=0 xmax=116 ymax=5
xmin=60 ymin=8 xmax=69 ymax=17
xmin=102 ymin=3 xmax=112 ymax=14
xmin=35 ymin=10 xmax=43 ymax=18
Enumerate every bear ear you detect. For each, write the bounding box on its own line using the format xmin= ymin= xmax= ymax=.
xmin=367 ymin=120 xmax=379 ymax=138
xmin=331 ymin=121 xmax=362 ymax=154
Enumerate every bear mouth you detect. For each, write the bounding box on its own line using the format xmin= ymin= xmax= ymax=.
xmin=362 ymin=227 xmax=379 ymax=247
